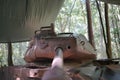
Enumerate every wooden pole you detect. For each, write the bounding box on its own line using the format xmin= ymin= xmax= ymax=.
xmin=8 ymin=42 xmax=13 ymax=66
xmin=86 ymin=0 xmax=95 ymax=48
xmin=96 ymin=1 xmax=111 ymax=59
xmin=105 ymin=3 xmax=112 ymax=58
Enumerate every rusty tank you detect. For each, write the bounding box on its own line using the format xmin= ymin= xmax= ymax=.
xmin=0 ymin=23 xmax=97 ymax=80
xmin=24 ymin=23 xmax=96 ymax=65
xmin=1 ymin=24 xmax=120 ymax=80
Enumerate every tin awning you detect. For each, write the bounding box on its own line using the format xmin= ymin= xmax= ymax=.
xmin=0 ymin=0 xmax=64 ymax=43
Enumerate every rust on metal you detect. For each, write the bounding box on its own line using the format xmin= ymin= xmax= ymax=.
xmin=24 ymin=23 xmax=96 ymax=63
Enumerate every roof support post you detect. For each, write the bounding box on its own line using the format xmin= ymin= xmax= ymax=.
xmin=7 ymin=42 xmax=13 ymax=66
xmin=86 ymin=0 xmax=95 ymax=48
xmin=105 ymin=3 xmax=112 ymax=58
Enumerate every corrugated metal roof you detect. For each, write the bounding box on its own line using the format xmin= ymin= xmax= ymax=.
xmin=0 ymin=0 xmax=64 ymax=42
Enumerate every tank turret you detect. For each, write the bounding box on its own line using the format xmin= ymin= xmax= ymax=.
xmin=24 ymin=23 xmax=96 ymax=66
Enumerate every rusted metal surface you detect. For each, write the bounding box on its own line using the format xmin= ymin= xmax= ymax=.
xmin=93 ymin=64 xmax=120 ymax=80
xmin=92 ymin=58 xmax=120 ymax=80
xmin=107 ymin=64 xmax=120 ymax=71
xmin=0 ymin=64 xmax=120 ymax=80
xmin=24 ymin=24 xmax=96 ymax=63
xmin=0 ymin=66 xmax=48 ymax=80
xmin=93 ymin=58 xmax=119 ymax=66
xmin=0 ymin=66 xmax=93 ymax=80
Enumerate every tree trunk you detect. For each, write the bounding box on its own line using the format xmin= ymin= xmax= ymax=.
xmin=8 ymin=42 xmax=13 ymax=66
xmin=86 ymin=0 xmax=95 ymax=48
